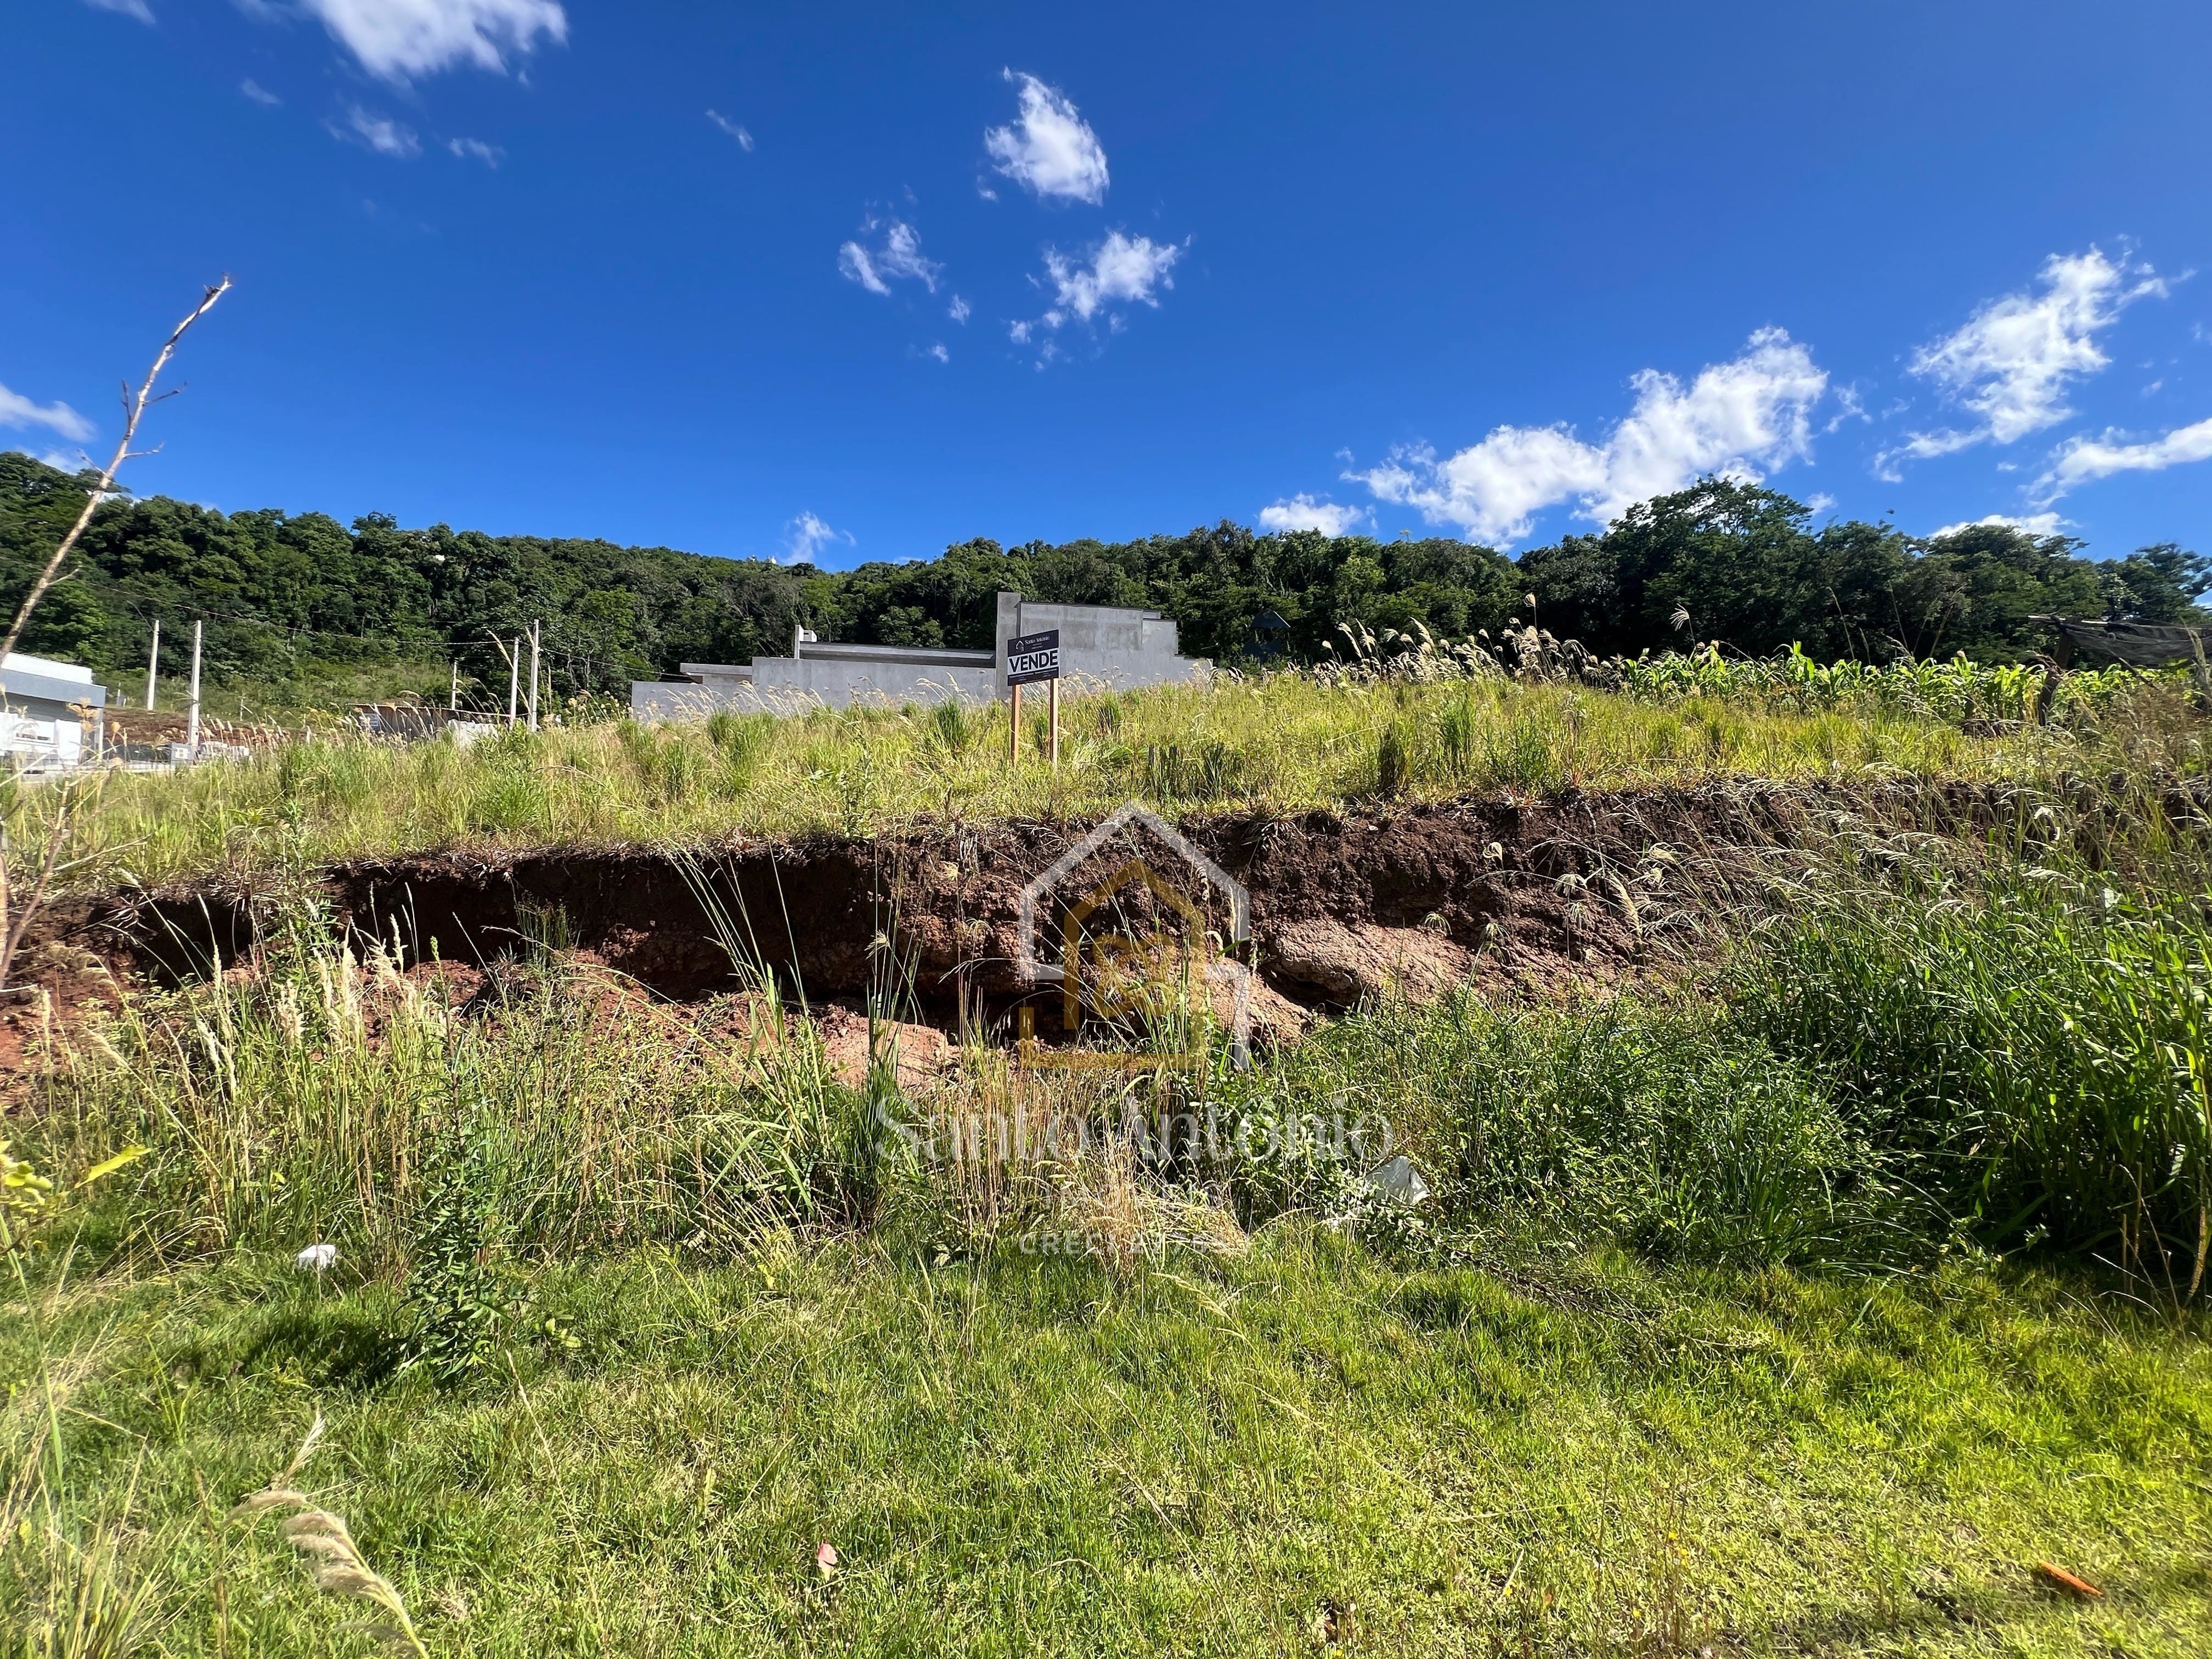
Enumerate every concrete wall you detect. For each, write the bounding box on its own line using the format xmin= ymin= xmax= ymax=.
xmin=632 ymin=592 xmax=1209 ymax=720
xmin=0 ymin=711 xmax=85 ymax=769
xmin=634 ymin=646 xmax=997 ymax=719
xmin=748 ymin=644 xmax=997 ymax=712
xmin=633 ymin=666 xmax=757 ymax=722
xmin=992 ymin=593 xmax=1209 ymax=697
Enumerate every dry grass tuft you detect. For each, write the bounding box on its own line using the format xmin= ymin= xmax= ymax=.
xmin=229 ymin=1415 xmax=430 ymax=1658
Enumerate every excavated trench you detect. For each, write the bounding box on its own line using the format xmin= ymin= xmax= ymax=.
xmin=97 ymin=785 xmax=1770 ymax=1025
xmin=30 ymin=771 xmax=2188 ymax=1060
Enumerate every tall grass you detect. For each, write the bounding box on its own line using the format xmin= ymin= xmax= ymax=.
xmin=1232 ymin=991 xmax=1894 ymax=1267
xmin=18 ymin=668 xmax=2190 ymax=887
xmin=31 ymin=927 xmax=868 ymax=1272
xmin=1733 ymin=862 xmax=2212 ymax=1291
xmin=24 ymin=910 xmax=1233 ymax=1286
xmin=18 ymin=767 xmax=2212 ymax=1295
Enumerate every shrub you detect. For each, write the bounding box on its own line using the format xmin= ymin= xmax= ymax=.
xmin=1733 ymin=866 xmax=2212 ymax=1288
xmin=1231 ymin=990 xmax=1894 ymax=1267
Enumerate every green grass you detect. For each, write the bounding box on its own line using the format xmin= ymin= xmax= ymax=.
xmin=1731 ymin=862 xmax=2212 ymax=1277
xmin=1243 ymin=856 xmax=2212 ymax=1285
xmin=5 ymin=1233 xmax=2209 ymax=1656
xmin=23 ymin=669 xmax=2200 ymax=889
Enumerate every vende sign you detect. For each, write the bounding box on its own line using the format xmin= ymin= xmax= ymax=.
xmin=1005 ymin=629 xmax=1061 ymax=685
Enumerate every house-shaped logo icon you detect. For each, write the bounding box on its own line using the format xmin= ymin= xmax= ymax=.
xmin=1014 ymin=802 xmax=1252 ymax=1071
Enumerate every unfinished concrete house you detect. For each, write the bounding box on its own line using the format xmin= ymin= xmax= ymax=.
xmin=631 ymin=592 xmax=1208 ymax=719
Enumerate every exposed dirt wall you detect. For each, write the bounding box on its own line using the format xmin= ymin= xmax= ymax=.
xmin=34 ymin=773 xmax=2190 ymax=1053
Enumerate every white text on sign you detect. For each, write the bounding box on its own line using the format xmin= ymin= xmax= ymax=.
xmin=1005 ymin=629 xmax=1062 ymax=685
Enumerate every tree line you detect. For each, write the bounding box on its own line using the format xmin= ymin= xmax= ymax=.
xmin=2 ymin=452 xmax=2204 ymax=703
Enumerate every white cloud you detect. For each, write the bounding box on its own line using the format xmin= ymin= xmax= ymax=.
xmin=1823 ymin=385 xmax=1866 ymax=433
xmin=947 ymin=295 xmax=971 ymax=325
xmin=1804 ymin=492 xmax=1837 ymax=515
xmin=1257 ymin=495 xmax=1369 ymax=537
xmin=240 ymin=78 xmax=281 ymax=105
xmin=294 ymin=0 xmax=566 ymax=83
xmin=0 ymin=383 xmax=95 ymax=443
xmin=1931 ymin=512 xmax=2071 ymax=539
xmin=1351 ymin=328 xmax=1828 ymax=545
xmin=927 ymin=342 xmax=950 ymax=364
xmin=2033 ymin=415 xmax=2212 ymax=503
xmin=1021 ymin=230 xmax=1181 ymax=338
xmin=837 ymin=218 xmax=941 ymax=296
xmin=838 ymin=243 xmax=888 ymax=296
xmin=333 ymin=104 xmax=421 ymax=157
xmin=82 ymin=0 xmax=154 ymax=23
xmin=984 ymin=71 xmax=1109 ymax=205
xmin=706 ymin=110 xmax=753 ymax=150
xmin=784 ymin=511 xmax=852 ymax=565
xmin=1879 ymin=247 xmax=2169 ymax=476
xmin=448 ymin=136 xmax=503 ymax=166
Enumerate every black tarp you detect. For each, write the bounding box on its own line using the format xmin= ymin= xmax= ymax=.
xmin=2043 ymin=617 xmax=2211 ymax=669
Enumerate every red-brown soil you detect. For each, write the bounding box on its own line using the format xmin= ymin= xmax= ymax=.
xmin=8 ymin=773 xmax=2198 ymax=1077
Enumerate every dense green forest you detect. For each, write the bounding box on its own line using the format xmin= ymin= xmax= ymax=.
xmin=2 ymin=450 xmax=2204 ymax=711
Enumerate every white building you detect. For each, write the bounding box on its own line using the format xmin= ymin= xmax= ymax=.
xmin=633 ymin=591 xmax=1209 ymax=719
xmin=0 ymin=652 xmax=106 ymax=772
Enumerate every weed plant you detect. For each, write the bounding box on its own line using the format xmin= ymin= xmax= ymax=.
xmin=1732 ymin=859 xmax=2212 ymax=1293
xmin=1232 ymin=993 xmax=1897 ymax=1268
xmin=1231 ymin=851 xmax=2212 ymax=1296
xmin=29 ymin=929 xmax=868 ymax=1277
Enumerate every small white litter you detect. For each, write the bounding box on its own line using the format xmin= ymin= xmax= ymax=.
xmin=1363 ymin=1155 xmax=1431 ymax=1206
xmin=295 ymin=1242 xmax=338 ymax=1273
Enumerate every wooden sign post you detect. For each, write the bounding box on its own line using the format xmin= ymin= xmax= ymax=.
xmin=1005 ymin=628 xmax=1062 ymax=768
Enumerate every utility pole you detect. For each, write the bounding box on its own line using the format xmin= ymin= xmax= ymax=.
xmin=185 ymin=619 xmax=203 ymax=761
xmin=527 ymin=620 xmax=541 ymax=732
xmin=449 ymin=660 xmax=459 ymax=712
xmin=145 ymin=620 xmax=160 ymax=711
xmin=507 ymin=637 xmax=520 ymax=727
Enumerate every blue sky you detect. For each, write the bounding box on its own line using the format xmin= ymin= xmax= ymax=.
xmin=6 ymin=1 xmax=2211 ymax=569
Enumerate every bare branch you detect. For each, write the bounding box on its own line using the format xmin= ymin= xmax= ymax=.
xmin=0 ymin=276 xmax=233 ymax=668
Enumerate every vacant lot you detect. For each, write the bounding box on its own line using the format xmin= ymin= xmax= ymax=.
xmin=5 ymin=661 xmax=2209 ymax=1655
xmin=7 ymin=653 xmax=2182 ymax=888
